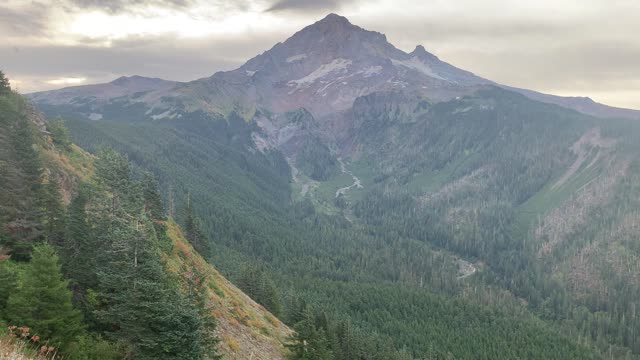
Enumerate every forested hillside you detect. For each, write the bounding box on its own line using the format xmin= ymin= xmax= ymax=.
xmin=48 ymin=93 xmax=607 ymax=359
xmin=0 ymin=78 xmax=289 ymax=359
xmin=18 ymin=14 xmax=640 ymax=360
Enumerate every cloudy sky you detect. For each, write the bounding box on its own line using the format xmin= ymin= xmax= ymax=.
xmin=1 ymin=0 xmax=639 ymax=109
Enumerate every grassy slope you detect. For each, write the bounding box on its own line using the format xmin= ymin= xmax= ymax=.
xmin=162 ymin=221 xmax=291 ymax=359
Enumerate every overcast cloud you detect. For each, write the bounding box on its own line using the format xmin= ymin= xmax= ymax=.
xmin=1 ymin=0 xmax=638 ymax=109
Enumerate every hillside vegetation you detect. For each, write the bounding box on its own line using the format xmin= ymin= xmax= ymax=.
xmin=17 ymin=14 xmax=640 ymax=358
xmin=50 ymin=91 xmax=610 ymax=359
xmin=0 ymin=82 xmax=289 ymax=359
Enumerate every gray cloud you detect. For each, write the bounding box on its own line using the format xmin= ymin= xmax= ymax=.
xmin=0 ymin=2 xmax=49 ymax=36
xmin=266 ymin=0 xmax=351 ymax=12
xmin=1 ymin=31 xmax=285 ymax=92
xmin=66 ymin=0 xmax=193 ymax=13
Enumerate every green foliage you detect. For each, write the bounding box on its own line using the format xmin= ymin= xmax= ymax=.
xmin=4 ymin=243 xmax=84 ymax=350
xmin=43 ymin=178 xmax=66 ymax=246
xmin=0 ymin=95 xmax=45 ymax=260
xmin=92 ymin=150 xmax=208 ymax=359
xmin=41 ymin=85 xmax=640 ymax=358
xmin=142 ymin=171 xmax=165 ymax=221
xmin=296 ymin=137 xmax=338 ymax=181
xmin=63 ymin=186 xmax=97 ymax=291
xmin=236 ymin=264 xmax=282 ymax=316
xmin=67 ymin=335 xmax=124 ymax=360
xmin=184 ymin=194 xmax=210 ymax=257
xmin=0 ymin=96 xmax=221 ymax=358
xmin=0 ymin=70 xmax=10 ymax=96
xmin=48 ymin=118 xmax=72 ymax=151
xmin=0 ymin=257 xmax=17 ymax=314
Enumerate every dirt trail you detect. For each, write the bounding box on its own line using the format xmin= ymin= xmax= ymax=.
xmin=335 ymin=158 xmax=363 ymax=197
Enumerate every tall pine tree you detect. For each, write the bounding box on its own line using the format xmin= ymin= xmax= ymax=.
xmin=5 ymin=244 xmax=83 ymax=350
xmin=94 ymin=149 xmax=207 ymax=359
xmin=0 ymin=70 xmax=10 ymax=96
xmin=5 ymin=112 xmax=44 ymax=260
xmin=64 ymin=186 xmax=98 ymax=291
xmin=43 ymin=177 xmax=65 ymax=246
xmin=184 ymin=194 xmax=210 ymax=257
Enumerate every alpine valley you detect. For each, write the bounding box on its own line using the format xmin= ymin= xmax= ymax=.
xmin=7 ymin=13 xmax=640 ymax=359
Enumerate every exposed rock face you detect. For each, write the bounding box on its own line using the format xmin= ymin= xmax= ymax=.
xmin=27 ymin=13 xmax=640 ymax=153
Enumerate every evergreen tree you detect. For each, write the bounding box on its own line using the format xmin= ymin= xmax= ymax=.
xmin=0 ymin=255 xmax=16 ymax=314
xmin=43 ymin=177 xmax=65 ymax=246
xmin=142 ymin=171 xmax=165 ymax=221
xmin=97 ymin=212 xmax=204 ymax=359
xmin=48 ymin=118 xmax=72 ymax=151
xmin=0 ymin=70 xmax=10 ymax=96
xmin=64 ymin=187 xmax=97 ymax=290
xmin=184 ymin=194 xmax=210 ymax=257
xmin=184 ymin=263 xmax=222 ymax=359
xmin=287 ymin=308 xmax=332 ymax=360
xmin=94 ymin=154 xmax=206 ymax=359
xmin=237 ymin=264 xmax=282 ymax=316
xmin=5 ymin=244 xmax=83 ymax=350
xmin=94 ymin=148 xmax=139 ymax=214
xmin=6 ymin=114 xmax=44 ymax=260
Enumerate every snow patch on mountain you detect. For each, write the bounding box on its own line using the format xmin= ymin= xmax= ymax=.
xmin=88 ymin=113 xmax=102 ymax=121
xmin=391 ymin=57 xmax=446 ymax=81
xmin=359 ymin=66 xmax=383 ymax=78
xmin=286 ymin=54 xmax=307 ymax=63
xmin=288 ymin=59 xmax=352 ymax=89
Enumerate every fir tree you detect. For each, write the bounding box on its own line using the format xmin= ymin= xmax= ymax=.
xmin=286 ymin=308 xmax=332 ymax=360
xmin=142 ymin=171 xmax=165 ymax=221
xmin=43 ymin=177 xmax=65 ymax=246
xmin=6 ymin=114 xmax=44 ymax=260
xmin=0 ymin=255 xmax=16 ymax=314
xmin=237 ymin=264 xmax=282 ymax=316
xmin=97 ymin=212 xmax=205 ymax=359
xmin=184 ymin=194 xmax=210 ymax=257
xmin=64 ymin=187 xmax=98 ymax=290
xmin=5 ymin=244 xmax=83 ymax=350
xmin=0 ymin=70 xmax=10 ymax=96
xmin=48 ymin=118 xmax=72 ymax=151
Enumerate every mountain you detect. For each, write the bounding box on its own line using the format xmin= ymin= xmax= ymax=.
xmin=29 ymin=14 xmax=639 ymax=123
xmin=20 ymin=14 xmax=640 ymax=359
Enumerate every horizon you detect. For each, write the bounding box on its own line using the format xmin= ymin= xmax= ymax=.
xmin=2 ymin=1 xmax=639 ymax=110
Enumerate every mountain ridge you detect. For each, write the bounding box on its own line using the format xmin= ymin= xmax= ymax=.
xmin=27 ymin=13 xmax=639 ymax=121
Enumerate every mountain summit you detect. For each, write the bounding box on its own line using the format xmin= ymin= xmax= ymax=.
xmin=28 ymin=14 xmax=640 ymax=120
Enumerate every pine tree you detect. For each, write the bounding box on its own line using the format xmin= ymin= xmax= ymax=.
xmin=64 ymin=187 xmax=97 ymax=290
xmin=184 ymin=194 xmax=210 ymax=257
xmin=142 ymin=171 xmax=165 ymax=221
xmin=94 ymin=148 xmax=139 ymax=214
xmin=43 ymin=177 xmax=65 ymax=246
xmin=5 ymin=244 xmax=83 ymax=350
xmin=47 ymin=118 xmax=72 ymax=151
xmin=0 ymin=255 xmax=17 ymax=314
xmin=184 ymin=264 xmax=222 ymax=359
xmin=97 ymin=212 xmax=204 ymax=359
xmin=0 ymin=70 xmax=10 ymax=96
xmin=237 ymin=264 xmax=282 ymax=316
xmin=286 ymin=308 xmax=332 ymax=360
xmin=6 ymin=114 xmax=44 ymax=260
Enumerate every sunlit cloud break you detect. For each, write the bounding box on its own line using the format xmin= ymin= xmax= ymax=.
xmin=46 ymin=77 xmax=87 ymax=85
